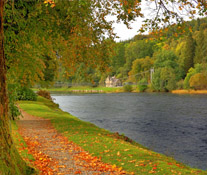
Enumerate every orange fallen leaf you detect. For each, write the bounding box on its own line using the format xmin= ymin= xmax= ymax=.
xmin=75 ymin=170 xmax=82 ymax=174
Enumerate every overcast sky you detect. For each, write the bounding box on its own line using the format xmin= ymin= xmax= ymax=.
xmin=112 ymin=18 xmax=144 ymax=42
xmin=110 ymin=1 xmax=149 ymax=42
xmin=111 ymin=0 xmax=200 ymax=42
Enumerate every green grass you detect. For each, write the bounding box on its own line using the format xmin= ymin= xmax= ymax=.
xmin=12 ymin=121 xmax=35 ymax=163
xmin=18 ymin=96 xmax=206 ymax=174
xmin=0 ymin=121 xmax=36 ymax=175
xmin=33 ymin=86 xmax=124 ymax=93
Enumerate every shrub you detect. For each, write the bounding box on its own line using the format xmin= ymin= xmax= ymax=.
xmin=137 ymin=78 xmax=148 ymax=92
xmin=8 ymin=84 xmax=21 ymax=120
xmin=9 ymin=102 xmax=21 ymax=120
xmin=123 ymin=84 xmax=133 ymax=92
xmin=152 ymin=67 xmax=176 ymax=92
xmin=189 ymin=73 xmax=207 ymax=90
xmin=17 ymin=87 xmax=37 ymax=101
xmin=183 ymin=64 xmax=202 ymax=89
xmin=37 ymin=90 xmax=52 ymax=100
xmin=176 ymin=80 xmax=184 ymax=90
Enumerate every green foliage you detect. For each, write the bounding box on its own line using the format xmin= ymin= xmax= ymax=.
xmin=154 ymin=50 xmax=178 ymax=69
xmin=110 ymin=38 xmax=155 ymax=82
xmin=124 ymin=40 xmax=154 ymax=73
xmin=176 ymin=33 xmax=195 ymax=75
xmin=9 ymin=102 xmax=21 ymax=120
xmin=5 ymin=0 xmax=55 ymax=87
xmin=152 ymin=67 xmax=176 ymax=92
xmin=110 ymin=42 xmax=126 ymax=74
xmin=41 ymin=55 xmax=58 ymax=87
xmin=194 ymin=25 xmax=207 ymax=64
xmin=37 ymin=90 xmax=52 ymax=100
xmin=189 ymin=73 xmax=207 ymax=90
xmin=17 ymin=87 xmax=37 ymax=101
xmin=128 ymin=56 xmax=153 ymax=82
xmin=152 ymin=50 xmax=181 ymax=91
xmin=8 ymin=84 xmax=21 ymax=120
xmin=183 ymin=64 xmax=202 ymax=89
xmin=137 ymin=78 xmax=148 ymax=92
xmin=176 ymin=80 xmax=184 ymax=90
xmin=123 ymin=84 xmax=133 ymax=92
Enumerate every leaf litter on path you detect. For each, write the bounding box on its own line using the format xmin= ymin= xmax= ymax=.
xmin=17 ymin=110 xmax=129 ymax=175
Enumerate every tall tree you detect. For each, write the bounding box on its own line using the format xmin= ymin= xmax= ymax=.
xmin=0 ymin=1 xmax=34 ymax=174
xmin=110 ymin=42 xmax=126 ymax=75
xmin=124 ymin=39 xmax=154 ymax=74
xmin=183 ymin=33 xmax=195 ymax=74
xmin=178 ymin=33 xmax=195 ymax=75
xmin=128 ymin=56 xmax=154 ymax=82
xmin=194 ymin=25 xmax=207 ymax=64
xmin=0 ymin=0 xmax=10 ymax=169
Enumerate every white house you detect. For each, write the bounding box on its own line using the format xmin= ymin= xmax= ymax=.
xmin=105 ymin=76 xmax=122 ymax=87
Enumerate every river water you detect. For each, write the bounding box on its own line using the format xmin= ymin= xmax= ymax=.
xmin=52 ymin=93 xmax=207 ymax=170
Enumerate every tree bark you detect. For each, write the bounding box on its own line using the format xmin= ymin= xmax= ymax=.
xmin=0 ymin=1 xmax=17 ymax=173
xmin=0 ymin=0 xmax=11 ymax=148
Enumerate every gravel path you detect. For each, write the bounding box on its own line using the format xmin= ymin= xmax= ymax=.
xmin=17 ymin=110 xmax=125 ymax=175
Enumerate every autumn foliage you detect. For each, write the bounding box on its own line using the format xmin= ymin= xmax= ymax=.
xmin=37 ymin=90 xmax=52 ymax=101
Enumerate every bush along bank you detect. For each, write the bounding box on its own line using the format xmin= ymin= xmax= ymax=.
xmin=18 ymin=96 xmax=206 ymax=174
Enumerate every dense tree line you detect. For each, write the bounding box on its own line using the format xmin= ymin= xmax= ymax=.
xmin=105 ymin=17 xmax=207 ymax=91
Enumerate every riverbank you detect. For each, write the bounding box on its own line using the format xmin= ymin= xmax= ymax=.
xmin=33 ymin=86 xmax=124 ymax=94
xmin=34 ymin=86 xmax=207 ymax=95
xmin=17 ymin=96 xmax=206 ymax=174
xmin=172 ymin=90 xmax=207 ymax=94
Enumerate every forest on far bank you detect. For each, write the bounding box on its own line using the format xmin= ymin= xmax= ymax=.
xmin=67 ymin=17 xmax=207 ymax=92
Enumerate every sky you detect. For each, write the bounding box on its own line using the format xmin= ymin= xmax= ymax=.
xmin=112 ymin=18 xmax=144 ymax=42
xmin=109 ymin=1 xmax=149 ymax=42
xmin=110 ymin=1 xmax=200 ymax=42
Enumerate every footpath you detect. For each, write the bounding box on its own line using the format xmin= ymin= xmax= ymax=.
xmin=17 ymin=110 xmax=126 ymax=175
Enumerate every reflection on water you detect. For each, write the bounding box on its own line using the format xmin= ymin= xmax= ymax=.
xmin=52 ymin=93 xmax=207 ymax=170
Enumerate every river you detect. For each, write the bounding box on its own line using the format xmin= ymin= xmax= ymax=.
xmin=52 ymin=93 xmax=207 ymax=170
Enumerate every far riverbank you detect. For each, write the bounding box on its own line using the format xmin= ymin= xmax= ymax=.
xmin=33 ymin=86 xmax=124 ymax=94
xmin=34 ymin=86 xmax=207 ymax=94
xmin=172 ymin=90 xmax=207 ymax=94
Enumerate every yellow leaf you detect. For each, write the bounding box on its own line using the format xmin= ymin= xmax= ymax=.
xmin=128 ymin=9 xmax=132 ymax=14
xmin=51 ymin=4 xmax=56 ymax=8
xmin=112 ymin=164 xmax=116 ymax=169
xmin=117 ymin=151 xmax=121 ymax=156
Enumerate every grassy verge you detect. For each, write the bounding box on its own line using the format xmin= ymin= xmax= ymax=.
xmin=0 ymin=121 xmax=35 ymax=175
xmin=33 ymin=86 xmax=124 ymax=93
xmin=12 ymin=121 xmax=35 ymax=164
xmin=18 ymin=96 xmax=206 ymax=174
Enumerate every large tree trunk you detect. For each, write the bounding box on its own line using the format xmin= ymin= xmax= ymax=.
xmin=0 ymin=0 xmax=12 ymax=162
xmin=0 ymin=0 xmax=14 ymax=172
xmin=0 ymin=1 xmax=34 ymax=174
